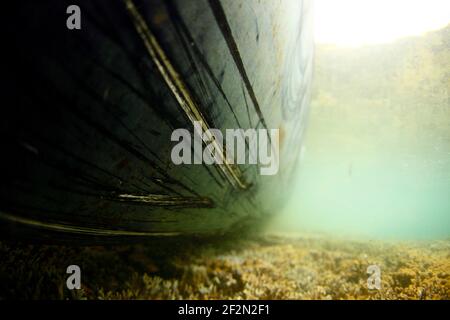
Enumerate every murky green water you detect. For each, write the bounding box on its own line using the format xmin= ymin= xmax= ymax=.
xmin=275 ymin=28 xmax=450 ymax=240
xmin=278 ymin=143 xmax=450 ymax=239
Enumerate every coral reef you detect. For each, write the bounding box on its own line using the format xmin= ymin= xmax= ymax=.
xmin=0 ymin=234 xmax=448 ymax=299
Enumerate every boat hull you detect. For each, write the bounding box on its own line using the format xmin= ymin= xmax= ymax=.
xmin=0 ymin=0 xmax=313 ymax=241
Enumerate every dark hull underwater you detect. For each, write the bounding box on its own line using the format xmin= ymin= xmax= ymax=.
xmin=1 ymin=0 xmax=313 ymax=242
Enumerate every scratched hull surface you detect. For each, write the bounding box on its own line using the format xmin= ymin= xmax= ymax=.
xmin=1 ymin=0 xmax=313 ymax=241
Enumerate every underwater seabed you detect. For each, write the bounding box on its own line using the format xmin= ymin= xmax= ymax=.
xmin=0 ymin=232 xmax=448 ymax=299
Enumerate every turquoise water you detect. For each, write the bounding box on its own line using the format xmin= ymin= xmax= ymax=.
xmin=275 ymin=101 xmax=450 ymax=239
xmin=277 ymin=145 xmax=450 ymax=239
xmin=274 ymin=35 xmax=450 ymax=239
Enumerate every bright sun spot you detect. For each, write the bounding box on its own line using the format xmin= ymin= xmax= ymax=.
xmin=314 ymin=0 xmax=450 ymax=46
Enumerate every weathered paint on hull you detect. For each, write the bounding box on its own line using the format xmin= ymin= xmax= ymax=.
xmin=0 ymin=0 xmax=313 ymax=241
